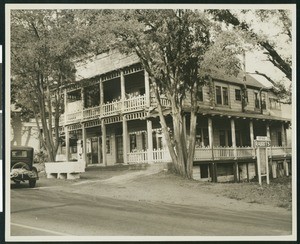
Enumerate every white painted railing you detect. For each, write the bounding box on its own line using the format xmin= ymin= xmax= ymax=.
xmin=124 ymin=95 xmax=146 ymax=112
xmin=150 ymin=97 xmax=171 ymax=107
xmin=194 ymin=147 xmax=213 ymax=161
xmin=236 ymin=147 xmax=255 ymax=159
xmin=127 ymin=150 xmax=148 ymax=164
xmin=83 ymin=106 xmax=101 ymax=120
xmin=213 ymin=146 xmax=235 ymax=160
xmin=102 ymin=100 xmax=122 ymax=116
xmin=66 ymin=111 xmax=83 ymax=123
xmin=269 ymin=146 xmax=292 ymax=157
xmin=152 ymin=148 xmax=172 ymax=163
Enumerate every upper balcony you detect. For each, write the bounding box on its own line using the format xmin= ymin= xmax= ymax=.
xmin=60 ymin=94 xmax=172 ymax=125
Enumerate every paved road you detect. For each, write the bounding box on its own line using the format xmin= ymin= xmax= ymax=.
xmin=9 ymin=186 xmax=292 ymax=238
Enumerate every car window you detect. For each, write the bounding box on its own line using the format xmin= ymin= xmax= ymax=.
xmin=12 ymin=150 xmax=28 ymax=158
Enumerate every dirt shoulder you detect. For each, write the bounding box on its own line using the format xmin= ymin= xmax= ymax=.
xmin=33 ymin=163 xmax=292 ymax=214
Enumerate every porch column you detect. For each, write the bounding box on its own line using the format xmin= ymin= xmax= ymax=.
xmin=266 ymin=123 xmax=270 ymax=140
xmin=82 ymin=124 xmax=87 ymax=166
xmin=281 ymin=123 xmax=287 ymax=147
xmin=249 ymin=120 xmax=254 ymax=147
xmin=208 ymin=117 xmax=213 ymax=148
xmin=121 ymin=70 xmax=125 ymax=100
xmin=97 ymin=136 xmax=101 ymax=164
xmin=65 ymin=126 xmax=70 ymax=161
xmin=147 ymin=119 xmax=153 ymax=163
xmin=101 ymin=120 xmax=107 ymax=166
xmin=208 ymin=117 xmax=214 ymax=160
xmin=99 ymin=77 xmax=104 ymax=105
xmin=122 ymin=116 xmax=128 ymax=164
xmin=231 ymin=118 xmax=237 ymax=158
xmin=145 ymin=70 xmax=150 ymax=107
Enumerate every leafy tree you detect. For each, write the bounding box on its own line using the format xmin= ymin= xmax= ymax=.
xmin=11 ymin=10 xmax=88 ymax=161
xmin=83 ymin=9 xmax=243 ymax=178
xmin=208 ymin=9 xmax=292 ymax=103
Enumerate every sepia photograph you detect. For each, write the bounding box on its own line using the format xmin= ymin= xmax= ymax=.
xmin=6 ymin=4 xmax=296 ymax=242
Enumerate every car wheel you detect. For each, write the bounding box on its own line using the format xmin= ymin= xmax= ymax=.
xmin=29 ymin=180 xmax=36 ymax=188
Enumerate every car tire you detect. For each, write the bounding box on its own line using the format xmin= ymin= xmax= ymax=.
xmin=29 ymin=180 xmax=36 ymax=188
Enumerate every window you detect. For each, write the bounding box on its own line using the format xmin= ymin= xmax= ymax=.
xmin=216 ymin=86 xmax=222 ymax=104
xmin=261 ymin=93 xmax=266 ymax=110
xmin=254 ymin=92 xmax=260 ymax=109
xmin=235 ymin=89 xmax=241 ymax=101
xmin=223 ymin=87 xmax=228 ymax=105
xmin=106 ymin=136 xmax=110 ymax=153
xmin=198 ymin=86 xmax=203 ymax=101
xmin=269 ymin=98 xmax=281 ymax=110
xmin=215 ymin=86 xmax=229 ymax=105
xmin=130 ymin=134 xmax=137 ymax=152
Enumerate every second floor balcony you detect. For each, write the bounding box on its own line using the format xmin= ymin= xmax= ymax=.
xmin=61 ymin=94 xmax=172 ymax=124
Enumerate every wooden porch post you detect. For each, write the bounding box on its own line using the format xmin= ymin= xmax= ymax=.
xmin=231 ymin=118 xmax=237 ymax=158
xmin=208 ymin=117 xmax=213 ymax=148
xmin=281 ymin=123 xmax=287 ymax=147
xmin=144 ymin=70 xmax=150 ymax=107
xmin=82 ymin=124 xmax=87 ymax=166
xmin=249 ymin=120 xmax=254 ymax=147
xmin=121 ymin=70 xmax=126 ymax=100
xmin=100 ymin=77 xmax=104 ymax=105
xmin=122 ymin=116 xmax=128 ymax=164
xmin=231 ymin=118 xmax=238 ymax=182
xmin=101 ymin=120 xmax=107 ymax=166
xmin=208 ymin=117 xmax=214 ymax=162
xmin=65 ymin=126 xmax=69 ymax=161
xmin=147 ymin=119 xmax=153 ymax=163
xmin=266 ymin=123 xmax=270 ymax=139
xmin=97 ymin=136 xmax=101 ymax=164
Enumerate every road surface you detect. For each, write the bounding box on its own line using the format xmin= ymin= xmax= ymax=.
xmin=9 ymin=185 xmax=292 ymax=238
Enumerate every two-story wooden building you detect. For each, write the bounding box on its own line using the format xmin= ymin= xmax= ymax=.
xmin=55 ymin=50 xmax=291 ymax=182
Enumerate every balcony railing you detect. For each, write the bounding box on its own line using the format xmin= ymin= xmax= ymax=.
xmin=66 ymin=111 xmax=83 ymax=123
xmin=124 ymin=95 xmax=146 ymax=112
xmin=268 ymin=146 xmax=291 ymax=158
xmin=102 ymin=100 xmax=122 ymax=117
xmin=83 ymin=106 xmax=101 ymax=120
xmin=62 ymin=95 xmax=172 ymax=124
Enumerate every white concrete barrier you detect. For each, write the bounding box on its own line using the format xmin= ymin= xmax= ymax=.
xmin=45 ymin=162 xmax=85 ymax=180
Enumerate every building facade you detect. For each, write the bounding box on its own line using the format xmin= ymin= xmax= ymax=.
xmin=39 ymin=51 xmax=294 ymax=182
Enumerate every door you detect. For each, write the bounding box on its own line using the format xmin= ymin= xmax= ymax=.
xmin=116 ymin=135 xmax=123 ymax=163
xmin=91 ymin=137 xmax=98 ymax=164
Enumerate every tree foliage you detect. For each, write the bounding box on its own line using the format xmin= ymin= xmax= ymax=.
xmin=11 ymin=10 xmax=89 ymax=161
xmin=82 ymin=9 xmax=243 ymax=178
xmin=208 ymin=9 xmax=292 ymax=102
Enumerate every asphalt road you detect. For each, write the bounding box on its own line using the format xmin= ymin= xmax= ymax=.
xmin=9 ymin=185 xmax=292 ymax=238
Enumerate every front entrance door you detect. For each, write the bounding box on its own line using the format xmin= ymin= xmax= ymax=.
xmin=91 ymin=137 xmax=98 ymax=164
xmin=116 ymin=135 xmax=123 ymax=163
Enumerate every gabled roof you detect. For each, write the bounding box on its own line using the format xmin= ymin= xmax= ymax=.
xmin=211 ymin=69 xmax=267 ymax=89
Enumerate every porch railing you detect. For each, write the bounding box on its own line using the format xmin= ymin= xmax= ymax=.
xmin=127 ymin=150 xmax=148 ymax=164
xmin=102 ymin=100 xmax=122 ymax=117
xmin=152 ymin=148 xmax=172 ymax=163
xmin=124 ymin=95 xmax=146 ymax=112
xmin=269 ymin=146 xmax=292 ymax=158
xmin=236 ymin=146 xmax=256 ymax=159
xmin=83 ymin=106 xmax=101 ymax=120
xmin=66 ymin=111 xmax=83 ymax=123
xmin=213 ymin=146 xmax=235 ymax=160
xmin=127 ymin=148 xmax=172 ymax=164
xmin=194 ymin=147 xmax=213 ymax=161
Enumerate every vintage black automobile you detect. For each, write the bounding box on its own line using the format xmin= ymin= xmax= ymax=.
xmin=11 ymin=146 xmax=39 ymax=188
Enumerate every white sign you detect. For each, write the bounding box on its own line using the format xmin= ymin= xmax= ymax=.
xmin=256 ymin=136 xmax=269 ymax=141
